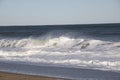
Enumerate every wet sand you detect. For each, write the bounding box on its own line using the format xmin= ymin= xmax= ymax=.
xmin=0 ymin=71 xmax=63 ymax=80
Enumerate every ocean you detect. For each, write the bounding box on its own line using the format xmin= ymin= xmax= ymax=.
xmin=0 ymin=23 xmax=120 ymax=79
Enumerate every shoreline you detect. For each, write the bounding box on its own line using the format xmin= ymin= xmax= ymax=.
xmin=0 ymin=71 xmax=64 ymax=80
xmin=0 ymin=61 xmax=120 ymax=80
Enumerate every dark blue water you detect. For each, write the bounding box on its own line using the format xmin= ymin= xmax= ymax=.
xmin=0 ymin=23 xmax=120 ymax=41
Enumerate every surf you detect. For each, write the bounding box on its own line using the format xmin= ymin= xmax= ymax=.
xmin=0 ymin=34 xmax=120 ymax=71
xmin=0 ymin=24 xmax=120 ymax=72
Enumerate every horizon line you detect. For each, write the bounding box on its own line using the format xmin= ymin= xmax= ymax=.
xmin=0 ymin=22 xmax=120 ymax=27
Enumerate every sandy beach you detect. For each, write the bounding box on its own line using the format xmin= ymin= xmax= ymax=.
xmin=0 ymin=71 xmax=64 ymax=80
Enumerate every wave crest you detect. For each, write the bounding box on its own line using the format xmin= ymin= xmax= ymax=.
xmin=0 ymin=35 xmax=120 ymax=71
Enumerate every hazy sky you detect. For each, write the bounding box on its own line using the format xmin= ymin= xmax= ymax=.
xmin=0 ymin=0 xmax=120 ymax=25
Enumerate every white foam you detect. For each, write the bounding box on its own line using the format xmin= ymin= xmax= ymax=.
xmin=0 ymin=36 xmax=120 ymax=71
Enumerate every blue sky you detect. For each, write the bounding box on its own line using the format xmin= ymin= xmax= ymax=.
xmin=0 ymin=0 xmax=120 ymax=25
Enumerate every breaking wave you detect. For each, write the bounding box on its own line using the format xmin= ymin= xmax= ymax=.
xmin=0 ymin=33 xmax=120 ymax=71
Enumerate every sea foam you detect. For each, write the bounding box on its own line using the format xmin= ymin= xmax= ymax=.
xmin=0 ymin=34 xmax=120 ymax=71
